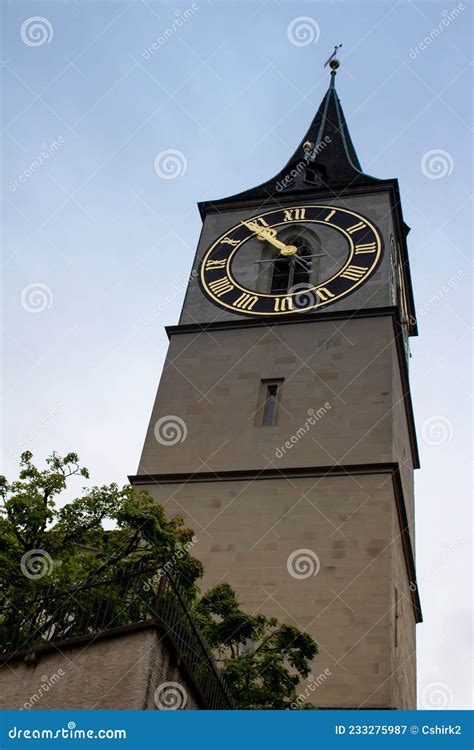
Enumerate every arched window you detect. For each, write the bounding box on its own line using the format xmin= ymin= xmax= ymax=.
xmin=270 ymin=237 xmax=312 ymax=294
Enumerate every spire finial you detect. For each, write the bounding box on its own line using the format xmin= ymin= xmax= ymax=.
xmin=324 ymin=44 xmax=343 ymax=83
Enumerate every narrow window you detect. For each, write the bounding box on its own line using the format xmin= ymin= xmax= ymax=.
xmin=262 ymin=383 xmax=279 ymax=426
xmin=270 ymin=237 xmax=312 ymax=294
xmin=394 ymin=587 xmax=399 ymax=647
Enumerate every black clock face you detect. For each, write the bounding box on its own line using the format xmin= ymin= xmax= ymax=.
xmin=199 ymin=205 xmax=383 ymax=316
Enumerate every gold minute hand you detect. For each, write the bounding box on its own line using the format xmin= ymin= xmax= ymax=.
xmin=243 ymin=220 xmax=297 ymax=256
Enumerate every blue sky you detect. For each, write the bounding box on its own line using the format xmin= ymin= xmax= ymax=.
xmin=2 ymin=0 xmax=472 ymax=708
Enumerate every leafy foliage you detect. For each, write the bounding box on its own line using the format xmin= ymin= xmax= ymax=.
xmin=194 ymin=583 xmax=318 ymax=709
xmin=1 ymin=451 xmax=318 ymax=709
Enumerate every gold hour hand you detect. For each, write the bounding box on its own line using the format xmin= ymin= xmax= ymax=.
xmin=244 ymin=220 xmax=297 ymax=256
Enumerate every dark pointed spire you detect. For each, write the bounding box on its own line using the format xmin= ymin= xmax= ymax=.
xmin=206 ymin=57 xmax=380 ymax=209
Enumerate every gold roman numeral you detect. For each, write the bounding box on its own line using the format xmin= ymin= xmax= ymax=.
xmin=354 ymin=242 xmax=377 ymax=254
xmin=221 ymin=237 xmax=240 ymax=246
xmin=209 ymin=277 xmax=234 ymax=297
xmin=340 ymin=265 xmax=367 ymax=281
xmin=346 ymin=221 xmax=366 ymax=235
xmin=324 ymin=209 xmax=336 ymax=222
xmin=205 ymin=259 xmax=226 ymax=269
xmin=315 ymin=287 xmax=335 ymax=301
xmin=244 ymin=217 xmax=270 ymax=231
xmin=283 ymin=208 xmax=306 ymax=222
xmin=234 ymin=293 xmax=258 ymax=310
xmin=274 ymin=296 xmax=294 ymax=312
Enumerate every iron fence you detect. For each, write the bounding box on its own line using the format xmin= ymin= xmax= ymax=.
xmin=0 ymin=561 xmax=234 ymax=710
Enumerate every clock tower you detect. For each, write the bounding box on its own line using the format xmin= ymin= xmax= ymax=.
xmin=130 ymin=60 xmax=421 ymax=709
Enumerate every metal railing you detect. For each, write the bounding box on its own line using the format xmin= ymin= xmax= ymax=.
xmin=0 ymin=561 xmax=234 ymax=710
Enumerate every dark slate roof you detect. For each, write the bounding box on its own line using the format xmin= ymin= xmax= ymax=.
xmin=210 ymin=72 xmax=381 ymax=204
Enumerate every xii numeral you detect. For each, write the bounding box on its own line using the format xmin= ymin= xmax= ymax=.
xmin=354 ymin=242 xmax=377 ymax=254
xmin=234 ymin=293 xmax=258 ymax=310
xmin=340 ymin=265 xmax=367 ymax=281
xmin=274 ymin=296 xmax=294 ymax=312
xmin=283 ymin=208 xmax=306 ymax=222
xmin=205 ymin=259 xmax=226 ymax=269
xmin=209 ymin=277 xmax=234 ymax=297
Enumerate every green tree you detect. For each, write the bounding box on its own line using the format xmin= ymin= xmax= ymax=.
xmin=194 ymin=583 xmax=318 ymax=709
xmin=0 ymin=451 xmax=318 ymax=709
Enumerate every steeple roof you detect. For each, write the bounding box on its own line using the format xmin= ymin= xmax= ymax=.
xmin=208 ymin=70 xmax=380 ymax=205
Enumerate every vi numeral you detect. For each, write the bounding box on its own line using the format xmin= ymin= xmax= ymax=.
xmin=274 ymin=296 xmax=294 ymax=312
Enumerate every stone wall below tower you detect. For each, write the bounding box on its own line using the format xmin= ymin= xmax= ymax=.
xmin=0 ymin=626 xmax=203 ymax=711
xmin=133 ymin=471 xmax=417 ymax=709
